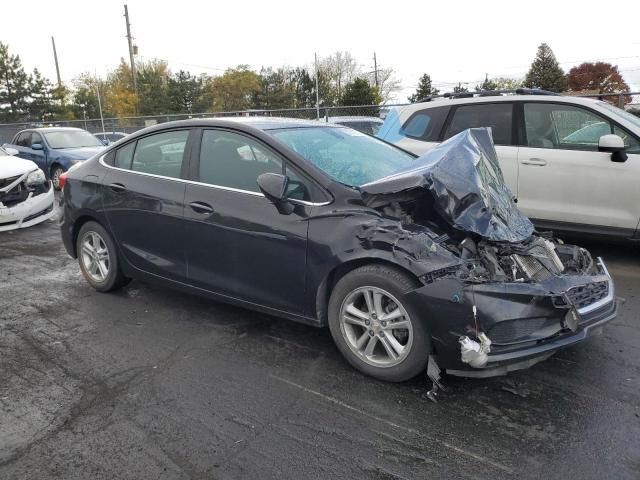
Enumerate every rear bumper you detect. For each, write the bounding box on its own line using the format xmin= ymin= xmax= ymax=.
xmin=0 ymin=186 xmax=54 ymax=232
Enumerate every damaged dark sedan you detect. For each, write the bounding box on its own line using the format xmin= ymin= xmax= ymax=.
xmin=60 ymin=119 xmax=618 ymax=383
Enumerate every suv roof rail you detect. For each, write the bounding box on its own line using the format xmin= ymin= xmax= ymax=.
xmin=416 ymin=88 xmax=561 ymax=103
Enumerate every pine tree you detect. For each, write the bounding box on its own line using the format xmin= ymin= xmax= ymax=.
xmin=340 ymin=78 xmax=381 ymax=106
xmin=28 ymin=68 xmax=55 ymax=121
xmin=408 ymin=73 xmax=439 ymax=102
xmin=0 ymin=42 xmax=31 ymax=122
xmin=524 ymin=43 xmax=567 ymax=92
xmin=453 ymin=83 xmax=469 ymax=94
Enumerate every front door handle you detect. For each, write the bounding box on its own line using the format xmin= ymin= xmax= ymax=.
xmin=521 ymin=158 xmax=547 ymax=166
xmin=109 ymin=182 xmax=126 ymax=193
xmin=189 ymin=201 xmax=214 ymax=215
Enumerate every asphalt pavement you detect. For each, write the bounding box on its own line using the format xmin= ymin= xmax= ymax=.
xmin=1 ymin=208 xmax=639 ymax=479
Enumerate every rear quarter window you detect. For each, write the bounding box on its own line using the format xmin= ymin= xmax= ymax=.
xmin=400 ymin=106 xmax=450 ymax=141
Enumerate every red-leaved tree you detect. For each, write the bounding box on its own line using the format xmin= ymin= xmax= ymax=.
xmin=568 ymin=62 xmax=630 ymax=104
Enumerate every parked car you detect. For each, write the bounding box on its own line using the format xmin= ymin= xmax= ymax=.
xmin=325 ymin=116 xmax=384 ymax=136
xmin=60 ymin=119 xmax=616 ymax=382
xmin=4 ymin=127 xmax=106 ymax=190
xmin=377 ymin=90 xmax=640 ymax=240
xmin=0 ymin=145 xmax=54 ymax=231
xmin=93 ymin=131 xmax=128 ymax=145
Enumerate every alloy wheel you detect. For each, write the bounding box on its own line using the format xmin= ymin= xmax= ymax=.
xmin=80 ymin=231 xmax=110 ymax=283
xmin=339 ymin=286 xmax=413 ymax=368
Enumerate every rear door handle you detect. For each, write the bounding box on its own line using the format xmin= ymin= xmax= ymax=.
xmin=189 ymin=201 xmax=214 ymax=215
xmin=521 ymin=158 xmax=547 ymax=166
xmin=109 ymin=182 xmax=126 ymax=193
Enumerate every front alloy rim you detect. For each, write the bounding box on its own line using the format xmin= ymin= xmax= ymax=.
xmin=80 ymin=231 xmax=110 ymax=282
xmin=339 ymin=286 xmax=413 ymax=368
xmin=52 ymin=168 xmax=62 ymax=188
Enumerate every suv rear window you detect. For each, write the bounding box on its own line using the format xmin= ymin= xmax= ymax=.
xmin=401 ymin=106 xmax=449 ymax=141
xmin=444 ymin=103 xmax=513 ymax=145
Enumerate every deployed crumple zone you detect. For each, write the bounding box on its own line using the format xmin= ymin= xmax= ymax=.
xmin=355 ymin=128 xmax=618 ymax=377
xmin=0 ymin=156 xmax=54 ymax=232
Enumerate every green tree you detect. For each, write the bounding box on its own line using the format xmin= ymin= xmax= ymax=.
xmin=210 ymin=66 xmax=261 ymax=111
xmin=28 ymin=68 xmax=55 ymax=121
xmin=0 ymin=42 xmax=31 ymax=121
xmin=524 ymin=43 xmax=567 ymax=92
xmin=291 ymin=68 xmax=315 ymax=108
xmin=453 ymin=83 xmax=469 ymax=94
xmin=167 ymin=70 xmax=210 ymax=113
xmin=137 ymin=59 xmax=171 ymax=115
xmin=341 ymin=77 xmax=381 ymax=106
xmin=408 ymin=73 xmax=439 ymax=102
xmin=71 ymin=73 xmax=106 ymax=119
xmin=254 ymin=67 xmax=296 ymax=109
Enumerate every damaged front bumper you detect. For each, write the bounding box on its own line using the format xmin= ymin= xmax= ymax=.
xmin=406 ymin=258 xmax=618 ymax=377
xmin=0 ymin=184 xmax=54 ymax=232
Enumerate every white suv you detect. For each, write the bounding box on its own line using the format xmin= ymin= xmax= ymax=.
xmin=377 ymin=90 xmax=640 ymax=240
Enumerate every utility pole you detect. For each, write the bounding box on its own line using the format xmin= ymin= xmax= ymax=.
xmin=373 ymin=52 xmax=379 ymax=87
xmin=314 ymin=53 xmax=320 ymax=120
xmin=51 ymin=36 xmax=62 ymax=88
xmin=124 ymin=4 xmax=138 ymax=110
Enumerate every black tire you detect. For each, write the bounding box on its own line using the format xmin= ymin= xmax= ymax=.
xmin=328 ymin=264 xmax=430 ymax=382
xmin=51 ymin=164 xmax=64 ymax=191
xmin=76 ymin=221 xmax=130 ymax=292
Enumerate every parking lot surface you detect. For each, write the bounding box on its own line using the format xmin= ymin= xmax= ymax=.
xmin=1 ymin=210 xmax=639 ymax=479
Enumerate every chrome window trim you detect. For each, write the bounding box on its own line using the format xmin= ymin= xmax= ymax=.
xmin=577 ymin=257 xmax=614 ymax=315
xmin=98 ymin=154 xmax=333 ymax=206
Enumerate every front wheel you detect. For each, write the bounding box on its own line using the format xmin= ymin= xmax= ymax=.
xmin=51 ymin=165 xmax=64 ymax=190
xmin=76 ymin=221 xmax=130 ymax=292
xmin=328 ymin=264 xmax=430 ymax=382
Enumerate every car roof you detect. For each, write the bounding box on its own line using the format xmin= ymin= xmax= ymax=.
xmin=19 ymin=127 xmax=86 ymax=133
xmin=326 ymin=116 xmax=384 ymax=122
xmin=129 ymin=117 xmax=344 ymax=136
xmin=407 ymin=94 xmax=604 ymax=109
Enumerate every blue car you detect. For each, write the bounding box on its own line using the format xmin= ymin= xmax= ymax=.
xmin=5 ymin=127 xmax=106 ymax=189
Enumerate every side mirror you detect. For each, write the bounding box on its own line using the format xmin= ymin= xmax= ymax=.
xmin=31 ymin=143 xmax=44 ymax=151
xmin=4 ymin=147 xmax=18 ymax=156
xmin=598 ymin=134 xmax=627 ymax=162
xmin=101 ymin=138 xmax=110 ymax=146
xmin=257 ymin=173 xmax=294 ymax=215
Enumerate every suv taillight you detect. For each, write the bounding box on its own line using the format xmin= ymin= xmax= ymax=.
xmin=59 ymin=172 xmax=67 ymax=190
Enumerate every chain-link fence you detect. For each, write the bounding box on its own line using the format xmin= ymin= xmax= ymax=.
xmin=0 ymin=104 xmax=404 ymax=144
xmin=0 ymin=93 xmax=638 ymax=144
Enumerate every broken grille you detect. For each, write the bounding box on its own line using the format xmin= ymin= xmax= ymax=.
xmin=553 ymin=281 xmax=610 ymax=310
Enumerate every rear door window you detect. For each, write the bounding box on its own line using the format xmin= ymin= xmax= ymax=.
xmin=401 ymin=106 xmax=450 ymax=141
xmin=130 ymin=130 xmax=189 ymax=178
xmin=444 ymin=103 xmax=514 ymax=145
xmin=114 ymin=142 xmax=136 ymax=169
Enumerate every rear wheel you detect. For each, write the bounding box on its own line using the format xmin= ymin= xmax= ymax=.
xmin=76 ymin=221 xmax=130 ymax=292
xmin=328 ymin=264 xmax=430 ymax=382
xmin=51 ymin=165 xmax=64 ymax=190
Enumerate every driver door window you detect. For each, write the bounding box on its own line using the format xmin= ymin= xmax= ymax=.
xmin=30 ymin=132 xmax=43 ymax=148
xmin=524 ymin=103 xmax=612 ymax=151
xmin=198 ymin=130 xmax=283 ymax=193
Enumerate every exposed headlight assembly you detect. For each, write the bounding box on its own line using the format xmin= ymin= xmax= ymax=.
xmin=25 ymin=169 xmax=47 ymax=186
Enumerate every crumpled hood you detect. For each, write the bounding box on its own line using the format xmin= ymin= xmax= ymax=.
xmin=55 ymin=146 xmax=105 ymax=160
xmin=360 ymin=128 xmax=534 ymax=243
xmin=0 ymin=156 xmax=39 ymax=179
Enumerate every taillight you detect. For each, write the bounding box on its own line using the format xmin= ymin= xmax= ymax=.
xmin=59 ymin=172 xmax=67 ymax=190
